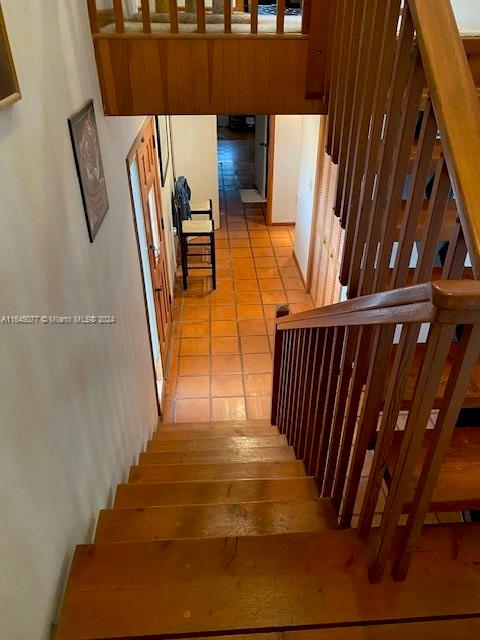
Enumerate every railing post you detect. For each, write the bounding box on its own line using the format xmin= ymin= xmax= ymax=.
xmin=250 ymin=0 xmax=258 ymax=35
xmin=271 ymin=305 xmax=290 ymax=426
xmin=169 ymin=0 xmax=179 ymax=33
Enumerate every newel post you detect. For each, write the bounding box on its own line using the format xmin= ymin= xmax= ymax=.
xmin=271 ymin=305 xmax=290 ymax=426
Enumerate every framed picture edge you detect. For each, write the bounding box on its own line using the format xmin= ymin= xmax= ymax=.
xmin=156 ymin=115 xmax=171 ymax=188
xmin=68 ymin=99 xmax=109 ymax=243
xmin=0 ymin=3 xmax=21 ymax=111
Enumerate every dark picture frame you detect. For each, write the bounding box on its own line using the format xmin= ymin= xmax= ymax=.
xmin=68 ymin=100 xmax=109 ymax=242
xmin=156 ymin=115 xmax=171 ymax=187
xmin=0 ymin=2 xmax=21 ymax=110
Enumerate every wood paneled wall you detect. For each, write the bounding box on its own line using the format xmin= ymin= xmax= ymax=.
xmin=93 ymin=35 xmax=327 ymax=115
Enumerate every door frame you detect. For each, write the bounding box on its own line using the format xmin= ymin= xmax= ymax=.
xmin=126 ymin=117 xmax=172 ymax=416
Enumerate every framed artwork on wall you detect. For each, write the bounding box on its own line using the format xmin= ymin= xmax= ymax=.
xmin=68 ymin=100 xmax=109 ymax=242
xmin=0 ymin=2 xmax=21 ymax=110
xmin=156 ymin=115 xmax=171 ymax=187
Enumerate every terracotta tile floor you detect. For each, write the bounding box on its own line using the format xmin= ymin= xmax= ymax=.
xmin=163 ymin=133 xmax=314 ymax=423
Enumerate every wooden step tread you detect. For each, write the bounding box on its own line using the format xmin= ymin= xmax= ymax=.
xmin=55 ymin=524 xmax=480 ymax=639
xmin=138 ymin=446 xmax=296 ymax=466
xmin=152 ymin=426 xmax=279 ymax=440
xmin=115 ymin=477 xmax=319 ymax=508
xmin=387 ymin=427 xmax=480 ymax=512
xmin=95 ymin=499 xmax=337 ymax=543
xmin=129 ymin=461 xmax=307 ymax=483
xmin=146 ymin=435 xmax=287 ymax=453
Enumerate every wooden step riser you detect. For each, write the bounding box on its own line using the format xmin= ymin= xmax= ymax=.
xmin=55 ymin=524 xmax=480 ymax=639
xmin=146 ymin=435 xmax=287 ymax=453
xmin=138 ymin=447 xmax=296 ymax=466
xmin=95 ymin=500 xmax=337 ymax=543
xmin=129 ymin=461 xmax=307 ymax=483
xmin=157 ymin=420 xmax=272 ymax=433
xmin=114 ymin=477 xmax=319 ymax=508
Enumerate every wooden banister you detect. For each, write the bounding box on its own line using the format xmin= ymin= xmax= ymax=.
xmin=409 ymin=0 xmax=480 ymax=278
xmin=277 ymin=0 xmax=286 ymax=35
xmin=277 ymin=281 xmax=480 ymax=332
xmin=250 ymin=0 xmax=258 ymax=35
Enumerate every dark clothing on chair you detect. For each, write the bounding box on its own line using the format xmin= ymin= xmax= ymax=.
xmin=174 ymin=177 xmax=192 ymax=220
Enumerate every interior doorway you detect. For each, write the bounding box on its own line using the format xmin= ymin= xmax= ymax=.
xmin=216 ymin=115 xmax=270 ymax=222
xmin=127 ymin=117 xmax=172 ymax=409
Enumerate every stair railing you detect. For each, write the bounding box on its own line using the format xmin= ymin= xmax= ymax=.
xmin=272 ymin=281 xmax=480 ymax=582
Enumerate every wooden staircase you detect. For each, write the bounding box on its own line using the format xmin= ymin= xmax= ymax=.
xmin=55 ymin=419 xmax=480 ymax=639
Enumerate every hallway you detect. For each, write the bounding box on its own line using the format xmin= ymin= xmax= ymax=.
xmin=163 ymin=133 xmax=313 ymax=423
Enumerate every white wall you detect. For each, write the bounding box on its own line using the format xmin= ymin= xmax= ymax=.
xmin=170 ymin=115 xmax=220 ymax=228
xmin=451 ymin=0 xmax=480 ymax=34
xmin=270 ymin=115 xmax=302 ymax=224
xmin=0 ymin=2 xmax=158 ymax=639
xmin=294 ymin=116 xmax=321 ymax=280
xmin=158 ymin=119 xmax=177 ymax=291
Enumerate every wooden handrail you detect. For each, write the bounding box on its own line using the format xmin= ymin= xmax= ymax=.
xmin=86 ymin=0 xmax=99 ymax=33
xmin=276 ymin=281 xmax=480 ymax=331
xmin=409 ymin=0 xmax=480 ymax=278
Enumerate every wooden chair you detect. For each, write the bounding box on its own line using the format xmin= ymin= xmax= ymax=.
xmin=173 ymin=194 xmax=216 ymax=291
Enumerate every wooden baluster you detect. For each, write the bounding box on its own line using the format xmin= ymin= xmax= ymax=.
xmin=297 ymin=328 xmax=320 ymax=461
xmin=141 ymin=0 xmax=151 ymax=33
xmin=331 ymin=0 xmax=355 ymax=164
xmin=112 ymin=0 xmax=125 ymax=33
xmin=334 ymin=0 xmax=368 ymax=220
xmin=326 ymin=0 xmax=345 ymax=156
xmin=304 ymin=329 xmax=327 ymax=474
xmin=306 ymin=328 xmax=335 ymax=477
xmin=315 ymin=325 xmax=344 ymax=486
xmin=301 ymin=0 xmax=312 ymax=35
xmin=340 ymin=0 xmax=404 ymax=296
xmin=277 ymin=330 xmax=292 ymax=434
xmin=250 ymin=0 xmax=258 ymax=35
xmin=413 ymin=157 xmax=451 ymax=284
xmin=353 ymin=6 xmax=416 ymax=297
xmin=442 ymin=225 xmax=468 ymax=279
xmin=169 ymin=0 xmax=179 ymax=33
xmin=271 ymin=306 xmax=290 ymax=426
xmin=392 ymin=98 xmax=438 ymax=289
xmin=322 ymin=326 xmax=359 ymax=495
xmin=292 ymin=329 xmax=310 ymax=455
xmin=224 ymin=0 xmax=232 ymax=34
xmin=358 ymin=322 xmax=421 ymax=537
xmin=338 ymin=325 xmax=392 ymax=528
xmin=371 ymin=53 xmax=425 ymax=294
xmin=276 ymin=0 xmax=286 ymax=35
xmin=196 ymin=0 xmax=206 ymax=33
xmin=392 ymin=323 xmax=480 ymax=580
xmin=369 ymin=323 xmax=454 ymax=583
xmin=286 ymin=331 xmax=301 ymax=444
xmin=86 ymin=0 xmax=99 ymax=33
xmin=331 ymin=326 xmax=374 ymax=512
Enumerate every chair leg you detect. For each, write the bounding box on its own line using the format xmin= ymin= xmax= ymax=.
xmin=181 ymin=235 xmax=188 ymax=290
xmin=210 ymin=233 xmax=216 ymax=290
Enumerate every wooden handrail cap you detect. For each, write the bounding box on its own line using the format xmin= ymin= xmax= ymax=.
xmin=431 ymin=280 xmax=480 ymax=311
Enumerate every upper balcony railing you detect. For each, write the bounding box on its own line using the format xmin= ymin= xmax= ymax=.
xmin=85 ymin=0 xmax=331 ymax=115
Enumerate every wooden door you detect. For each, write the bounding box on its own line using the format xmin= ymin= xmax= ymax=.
xmin=136 ymin=119 xmax=172 ymax=366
